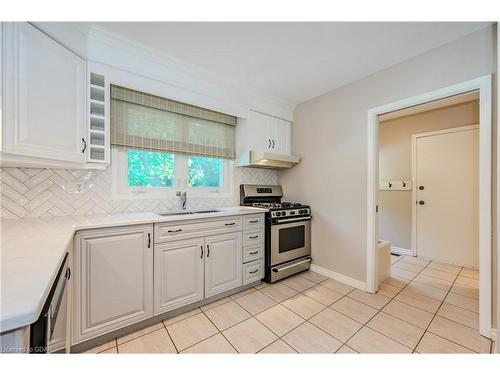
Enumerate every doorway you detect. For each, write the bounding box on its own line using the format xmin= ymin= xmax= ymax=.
xmin=412 ymin=125 xmax=479 ymax=267
xmin=366 ymin=75 xmax=492 ymax=338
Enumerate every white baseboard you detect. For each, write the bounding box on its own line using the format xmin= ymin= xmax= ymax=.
xmin=310 ymin=264 xmax=366 ymax=291
xmin=390 ymin=246 xmax=413 ymax=256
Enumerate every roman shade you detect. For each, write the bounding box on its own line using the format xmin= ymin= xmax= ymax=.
xmin=110 ymin=85 xmax=237 ymax=159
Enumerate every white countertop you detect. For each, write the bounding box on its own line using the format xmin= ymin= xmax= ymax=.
xmin=0 ymin=206 xmax=267 ymax=333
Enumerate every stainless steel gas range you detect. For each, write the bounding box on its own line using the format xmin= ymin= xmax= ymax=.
xmin=240 ymin=184 xmax=312 ymax=283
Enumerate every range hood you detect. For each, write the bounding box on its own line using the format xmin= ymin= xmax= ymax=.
xmin=241 ymin=151 xmax=301 ymax=169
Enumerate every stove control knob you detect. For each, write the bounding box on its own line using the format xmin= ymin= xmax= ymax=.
xmin=275 ymin=212 xmax=281 ymax=217
xmin=290 ymin=211 xmax=296 ymax=215
xmin=281 ymin=211 xmax=286 ymax=216
xmin=299 ymin=209 xmax=307 ymax=214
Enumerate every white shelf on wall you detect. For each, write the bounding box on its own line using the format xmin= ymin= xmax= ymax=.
xmin=87 ymin=71 xmax=109 ymax=164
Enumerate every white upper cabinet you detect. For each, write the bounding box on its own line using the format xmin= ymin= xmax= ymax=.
xmin=235 ymin=109 xmax=293 ymax=167
xmin=245 ymin=110 xmax=291 ymax=155
xmin=1 ymin=23 xmax=87 ymax=166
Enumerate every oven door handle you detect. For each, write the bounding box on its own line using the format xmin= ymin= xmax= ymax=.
xmin=274 ymin=215 xmax=312 ymax=224
xmin=272 ymin=257 xmax=312 ymax=273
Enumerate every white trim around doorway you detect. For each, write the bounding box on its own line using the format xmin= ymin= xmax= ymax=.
xmin=366 ymin=75 xmax=492 ymax=338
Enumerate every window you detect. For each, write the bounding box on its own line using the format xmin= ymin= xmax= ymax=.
xmin=110 ymin=85 xmax=235 ymax=200
xmin=112 ymin=148 xmax=232 ymax=199
xmin=128 ymin=150 xmax=175 ymax=188
xmin=188 ymin=156 xmax=223 ymax=188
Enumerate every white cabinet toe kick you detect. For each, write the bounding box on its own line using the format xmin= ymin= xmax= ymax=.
xmin=71 ymin=213 xmax=265 ymax=349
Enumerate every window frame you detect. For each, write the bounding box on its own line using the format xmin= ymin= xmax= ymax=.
xmin=111 ymin=148 xmax=233 ymax=200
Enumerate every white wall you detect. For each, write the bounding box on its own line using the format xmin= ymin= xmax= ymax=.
xmin=279 ymin=25 xmax=496 ymax=284
xmin=379 ymin=100 xmax=479 ymax=250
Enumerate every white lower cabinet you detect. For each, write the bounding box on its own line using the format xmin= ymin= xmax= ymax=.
xmin=73 ymin=225 xmax=153 ymax=344
xmin=204 ymin=232 xmax=243 ymax=298
xmin=154 ymin=238 xmax=204 ymax=314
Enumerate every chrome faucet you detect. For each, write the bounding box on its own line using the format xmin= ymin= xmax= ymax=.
xmin=176 ymin=191 xmax=187 ymax=210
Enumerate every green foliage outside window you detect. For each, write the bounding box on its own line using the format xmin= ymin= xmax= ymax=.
xmin=128 ymin=150 xmax=174 ymax=187
xmin=127 ymin=150 xmax=222 ymax=189
xmin=188 ymin=156 xmax=222 ymax=187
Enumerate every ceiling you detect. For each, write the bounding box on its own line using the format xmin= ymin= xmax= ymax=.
xmin=78 ymin=22 xmax=490 ymax=105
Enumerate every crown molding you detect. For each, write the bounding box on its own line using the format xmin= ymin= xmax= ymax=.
xmin=85 ymin=25 xmax=296 ymax=120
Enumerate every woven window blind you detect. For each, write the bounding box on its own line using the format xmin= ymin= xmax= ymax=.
xmin=110 ymin=85 xmax=237 ymax=159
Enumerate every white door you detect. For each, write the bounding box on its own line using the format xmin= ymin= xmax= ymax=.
xmin=415 ymin=126 xmax=479 ymax=267
xmin=73 ymin=225 xmax=153 ymax=343
xmin=3 ymin=23 xmax=87 ymax=162
xmin=205 ymin=232 xmax=242 ymax=298
xmin=154 ymin=238 xmax=204 ymax=314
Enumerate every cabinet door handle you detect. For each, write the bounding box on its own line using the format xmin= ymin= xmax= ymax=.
xmin=249 ymin=235 xmax=259 ymax=239
xmin=225 ymin=222 xmax=236 ymax=226
xmin=147 ymin=233 xmax=151 ymax=248
xmin=167 ymin=229 xmax=182 ymax=233
xmin=249 ymin=269 xmax=259 ymax=274
xmin=200 ymin=245 xmax=204 ymax=259
xmin=249 ymin=251 xmax=259 ymax=255
xmin=249 ymin=220 xmax=259 ymax=224
xmin=268 ymin=139 xmax=271 ymax=148
xmin=81 ymin=138 xmax=87 ymax=153
xmin=207 ymin=244 xmax=210 ymax=257
xmin=272 ymin=139 xmax=275 ymax=149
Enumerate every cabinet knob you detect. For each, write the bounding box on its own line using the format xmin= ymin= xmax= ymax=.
xmin=418 ymin=200 xmax=425 ymax=205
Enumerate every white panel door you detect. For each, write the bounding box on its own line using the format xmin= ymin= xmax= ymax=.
xmin=415 ymin=127 xmax=479 ymax=267
xmin=74 ymin=225 xmax=153 ymax=343
xmin=154 ymin=237 xmax=204 ymax=314
xmin=205 ymin=232 xmax=242 ymax=298
xmin=3 ymin=23 xmax=86 ymax=162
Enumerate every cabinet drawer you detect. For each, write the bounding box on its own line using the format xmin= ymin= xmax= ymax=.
xmin=243 ymin=259 xmax=264 ymax=285
xmin=155 ymin=217 xmax=242 ymax=242
xmin=243 ymin=230 xmax=264 ymax=246
xmin=243 ymin=214 xmax=264 ymax=230
xmin=243 ymin=245 xmax=263 ymax=263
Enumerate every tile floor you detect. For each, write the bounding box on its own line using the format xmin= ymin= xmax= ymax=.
xmin=84 ymin=255 xmax=492 ymax=354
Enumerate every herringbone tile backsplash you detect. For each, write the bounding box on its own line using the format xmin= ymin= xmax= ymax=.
xmin=0 ymin=166 xmax=278 ymax=218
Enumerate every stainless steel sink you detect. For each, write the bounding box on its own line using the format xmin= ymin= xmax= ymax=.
xmin=191 ymin=209 xmax=221 ymax=214
xmin=157 ymin=211 xmax=194 ymax=216
xmin=157 ymin=209 xmax=222 ymax=216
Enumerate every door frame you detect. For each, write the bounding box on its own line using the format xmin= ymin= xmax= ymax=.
xmin=366 ymin=75 xmax=492 ymax=338
xmin=411 ymin=124 xmax=480 ymax=261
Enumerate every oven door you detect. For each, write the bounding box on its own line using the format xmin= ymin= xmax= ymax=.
xmin=270 ymin=217 xmax=311 ymax=266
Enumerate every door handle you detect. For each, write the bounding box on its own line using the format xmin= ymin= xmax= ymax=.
xmin=249 ymin=269 xmax=259 ymax=274
xmin=148 ymin=233 xmax=151 ymax=248
xmin=225 ymin=222 xmax=236 ymax=226
xmin=167 ymin=229 xmax=182 ymax=233
xmin=207 ymin=244 xmax=210 ymax=257
xmin=201 ymin=245 xmax=204 ymax=259
xmin=418 ymin=200 xmax=425 ymax=205
xmin=268 ymin=139 xmax=271 ymax=148
xmin=272 ymin=139 xmax=275 ymax=149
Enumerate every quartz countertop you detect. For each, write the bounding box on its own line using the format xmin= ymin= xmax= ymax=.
xmin=0 ymin=206 xmax=267 ymax=333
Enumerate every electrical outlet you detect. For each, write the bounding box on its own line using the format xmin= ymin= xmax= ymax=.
xmin=65 ymin=181 xmax=85 ymax=194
